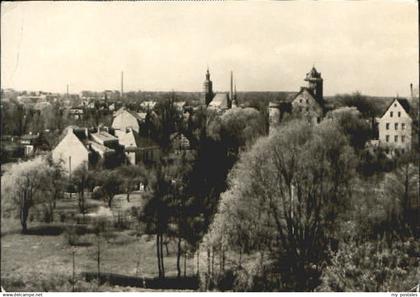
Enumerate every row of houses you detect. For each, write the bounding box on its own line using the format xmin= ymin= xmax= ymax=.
xmin=51 ymin=126 xmax=158 ymax=173
xmin=1 ymin=132 xmax=51 ymax=162
xmin=17 ymin=66 xmax=416 ymax=171
xmin=268 ymin=66 xmax=415 ymax=155
xmin=52 ymin=106 xmax=192 ymax=173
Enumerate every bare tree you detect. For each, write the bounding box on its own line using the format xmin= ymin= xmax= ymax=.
xmin=2 ymin=158 xmax=50 ymax=233
xmin=204 ymin=119 xmax=357 ymax=290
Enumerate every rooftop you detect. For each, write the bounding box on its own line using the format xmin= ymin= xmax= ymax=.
xmin=91 ymin=131 xmax=118 ymax=142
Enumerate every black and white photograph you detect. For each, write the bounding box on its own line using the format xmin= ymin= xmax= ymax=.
xmin=0 ymin=0 xmax=419 ymax=293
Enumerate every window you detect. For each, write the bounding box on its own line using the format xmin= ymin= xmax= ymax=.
xmin=386 ymin=135 xmax=389 ymax=142
xmin=306 ymin=99 xmax=309 ymax=104
xmin=300 ymin=99 xmax=302 ymax=103
xmin=401 ymin=149 xmax=405 ymax=154
xmin=398 ymin=112 xmax=401 ymax=117
xmin=317 ymin=117 xmax=321 ymax=123
xmin=402 ymin=135 xmax=405 ymax=143
xmin=402 ymin=123 xmax=405 ymax=130
xmin=394 ymin=135 xmax=398 ymax=142
xmin=395 ymin=123 xmax=398 ymax=130
xmin=386 ymin=123 xmax=390 ymax=130
xmin=390 ymin=111 xmax=393 ymax=117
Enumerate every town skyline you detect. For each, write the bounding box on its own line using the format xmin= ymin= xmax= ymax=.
xmin=1 ymin=1 xmax=418 ymax=97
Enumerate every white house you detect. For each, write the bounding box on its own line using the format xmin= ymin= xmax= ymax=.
xmin=52 ymin=127 xmax=89 ymax=173
xmin=112 ymin=107 xmax=143 ymax=133
xmin=377 ymin=98 xmax=412 ymax=154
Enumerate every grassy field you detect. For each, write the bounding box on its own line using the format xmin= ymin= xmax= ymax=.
xmin=1 ymin=193 xmax=197 ymax=292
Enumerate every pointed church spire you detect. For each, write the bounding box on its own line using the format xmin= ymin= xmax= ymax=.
xmin=230 ymin=71 xmax=233 ymax=101
xmin=206 ymin=67 xmax=210 ymax=80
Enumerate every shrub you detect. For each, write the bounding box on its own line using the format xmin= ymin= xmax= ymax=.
xmin=64 ymin=225 xmax=94 ymax=246
xmin=317 ymin=238 xmax=420 ymax=292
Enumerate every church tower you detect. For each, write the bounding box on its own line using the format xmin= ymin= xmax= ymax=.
xmin=304 ymin=66 xmax=323 ymax=101
xmin=203 ymin=68 xmax=214 ymax=105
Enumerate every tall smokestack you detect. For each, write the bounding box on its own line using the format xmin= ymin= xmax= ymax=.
xmin=121 ymin=71 xmax=124 ymax=99
xmin=410 ymin=83 xmax=413 ymax=99
xmin=66 ymin=84 xmax=69 ymax=99
xmin=230 ymin=71 xmax=233 ymax=101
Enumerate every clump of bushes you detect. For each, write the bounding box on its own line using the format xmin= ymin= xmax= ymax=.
xmin=2 ymin=274 xmax=102 ymax=292
xmin=64 ymin=225 xmax=94 ymax=247
xmin=317 ymin=238 xmax=420 ymax=292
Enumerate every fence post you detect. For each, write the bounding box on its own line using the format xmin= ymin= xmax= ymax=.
xmin=72 ymin=249 xmax=75 ymax=292
xmin=97 ymin=237 xmax=101 ymax=284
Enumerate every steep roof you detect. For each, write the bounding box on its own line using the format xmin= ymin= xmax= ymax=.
xmin=57 ymin=126 xmax=89 ymax=144
xmin=209 ymin=93 xmax=230 ymax=109
xmin=91 ymin=131 xmax=118 ymax=143
xmin=379 ymin=98 xmax=411 ymax=118
xmin=292 ymin=87 xmax=324 ymax=106
xmin=54 ymin=127 xmax=90 ymax=154
xmin=114 ymin=107 xmax=144 ymax=121
xmin=89 ymin=141 xmax=115 ymax=154
xmin=112 ymin=108 xmax=142 ymax=132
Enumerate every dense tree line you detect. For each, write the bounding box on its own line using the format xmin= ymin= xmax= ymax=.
xmin=2 ymin=91 xmax=418 ymax=290
xmin=199 ymin=115 xmax=419 ymax=291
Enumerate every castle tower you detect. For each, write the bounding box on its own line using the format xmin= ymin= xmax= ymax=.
xmin=304 ymin=66 xmax=323 ymax=101
xmin=203 ymin=68 xmax=213 ymax=105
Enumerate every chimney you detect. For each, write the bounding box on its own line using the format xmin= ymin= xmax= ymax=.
xmin=121 ymin=71 xmax=124 ymax=99
xmin=410 ymin=83 xmax=413 ymax=99
xmin=85 ymin=128 xmax=89 ymax=138
xmin=230 ymin=71 xmax=233 ymax=101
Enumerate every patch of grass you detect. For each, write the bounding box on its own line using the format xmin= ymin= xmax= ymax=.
xmin=1 ymin=219 xmax=197 ymax=292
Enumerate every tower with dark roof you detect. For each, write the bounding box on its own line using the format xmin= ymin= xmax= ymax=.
xmin=304 ymin=66 xmax=323 ymax=102
xmin=203 ymin=68 xmax=214 ymax=105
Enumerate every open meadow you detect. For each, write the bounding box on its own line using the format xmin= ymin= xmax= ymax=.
xmin=1 ymin=192 xmax=197 ymax=292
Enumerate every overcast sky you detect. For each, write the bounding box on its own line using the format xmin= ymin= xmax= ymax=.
xmin=1 ymin=1 xmax=418 ymax=96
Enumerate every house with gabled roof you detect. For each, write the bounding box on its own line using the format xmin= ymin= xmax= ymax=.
xmin=269 ymin=66 xmax=325 ymax=133
xmin=112 ymin=107 xmax=144 ymax=133
xmin=377 ymin=98 xmax=412 ymax=154
xmin=52 ymin=126 xmax=125 ymax=173
xmin=52 ymin=127 xmax=90 ymax=173
xmin=115 ymin=128 xmax=160 ymax=165
xmin=291 ymin=86 xmax=324 ymax=125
